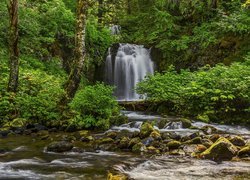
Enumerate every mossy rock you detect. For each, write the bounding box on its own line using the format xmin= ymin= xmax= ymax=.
xmin=81 ymin=136 xmax=94 ymax=142
xmin=209 ymin=134 xmax=221 ymax=142
xmin=185 ymin=137 xmax=202 ymax=145
xmin=132 ymin=142 xmax=147 ymax=153
xmin=200 ymin=137 xmax=238 ymax=161
xmin=201 ymin=138 xmax=213 ymax=148
xmin=169 ymin=149 xmax=185 ymax=156
xmin=140 ymin=122 xmax=154 ymax=138
xmin=118 ymin=137 xmax=130 ymax=149
xmin=107 ymin=172 xmax=127 ymax=180
xmin=47 ymin=141 xmax=73 ymax=153
xmin=180 ymin=118 xmax=192 ymax=128
xmin=97 ymin=138 xmax=114 ymax=145
xmin=128 ymin=137 xmax=141 ymax=148
xmin=229 ymin=136 xmax=245 ymax=147
xmin=150 ymin=130 xmax=161 ymax=140
xmin=166 ymin=140 xmax=181 ymax=150
xmin=238 ymin=145 xmax=250 ymax=157
xmin=147 ymin=146 xmax=160 ymax=154
xmin=201 ymin=125 xmax=218 ymax=135
xmin=106 ymin=131 xmax=118 ymax=139
xmin=196 ymin=145 xmax=207 ymax=153
xmin=73 ymin=130 xmax=89 ymax=140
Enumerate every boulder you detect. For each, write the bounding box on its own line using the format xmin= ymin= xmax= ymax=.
xmin=150 ymin=130 xmax=161 ymax=140
xmin=169 ymin=149 xmax=185 ymax=156
xmin=147 ymin=146 xmax=160 ymax=154
xmin=132 ymin=142 xmax=147 ymax=153
xmin=97 ymin=138 xmax=114 ymax=145
xmin=180 ymin=118 xmax=192 ymax=128
xmin=81 ymin=136 xmax=94 ymax=142
xmin=209 ymin=134 xmax=221 ymax=142
xmin=118 ymin=137 xmax=130 ymax=149
xmin=128 ymin=137 xmax=141 ymax=148
xmin=166 ymin=140 xmax=181 ymax=150
xmin=140 ymin=122 xmax=154 ymax=138
xmin=106 ymin=131 xmax=118 ymax=139
xmin=142 ymin=137 xmax=154 ymax=146
xmin=47 ymin=141 xmax=73 ymax=152
xmin=184 ymin=137 xmax=202 ymax=145
xmin=229 ymin=136 xmax=245 ymax=146
xmin=107 ymin=172 xmax=127 ymax=180
xmin=201 ymin=138 xmax=213 ymax=148
xmin=238 ymin=145 xmax=250 ymax=157
xmin=200 ymin=137 xmax=238 ymax=161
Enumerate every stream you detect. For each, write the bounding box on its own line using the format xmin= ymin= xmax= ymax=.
xmin=0 ymin=111 xmax=250 ymax=179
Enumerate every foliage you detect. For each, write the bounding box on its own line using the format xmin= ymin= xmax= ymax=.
xmin=137 ymin=60 xmax=250 ymax=125
xmin=69 ymin=83 xmax=120 ymax=130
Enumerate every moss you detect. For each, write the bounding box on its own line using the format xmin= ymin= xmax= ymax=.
xmin=140 ymin=122 xmax=154 ymax=138
xmin=229 ymin=136 xmax=246 ymax=147
xmin=238 ymin=145 xmax=250 ymax=157
xmin=166 ymin=140 xmax=181 ymax=150
xmin=132 ymin=142 xmax=147 ymax=153
xmin=180 ymin=118 xmax=192 ymax=128
xmin=97 ymin=138 xmax=114 ymax=144
xmin=107 ymin=172 xmax=127 ymax=180
xmin=128 ymin=137 xmax=141 ymax=148
xmin=150 ymin=130 xmax=161 ymax=140
xmin=147 ymin=146 xmax=160 ymax=154
xmin=119 ymin=137 xmax=130 ymax=149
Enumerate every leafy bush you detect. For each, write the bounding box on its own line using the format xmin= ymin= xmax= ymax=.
xmin=69 ymin=83 xmax=120 ymax=130
xmin=137 ymin=60 xmax=250 ymax=125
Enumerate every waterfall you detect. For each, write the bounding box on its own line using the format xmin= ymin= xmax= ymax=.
xmin=105 ymin=43 xmax=154 ymax=101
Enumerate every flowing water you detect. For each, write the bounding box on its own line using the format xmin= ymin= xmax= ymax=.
xmin=1 ymin=111 xmax=250 ymax=179
xmin=105 ymin=44 xmax=154 ymax=101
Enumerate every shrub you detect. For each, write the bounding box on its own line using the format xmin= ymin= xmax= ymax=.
xmin=69 ymin=83 xmax=120 ymax=130
xmin=137 ymin=60 xmax=250 ymax=125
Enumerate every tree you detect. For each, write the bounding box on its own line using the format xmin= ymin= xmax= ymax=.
xmin=60 ymin=0 xmax=89 ymax=106
xmin=7 ymin=0 xmax=19 ymax=92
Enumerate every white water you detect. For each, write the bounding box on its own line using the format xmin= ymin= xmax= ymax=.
xmin=105 ymin=44 xmax=154 ymax=101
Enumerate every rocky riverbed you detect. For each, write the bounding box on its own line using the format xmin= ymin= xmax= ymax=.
xmin=0 ymin=111 xmax=250 ymax=179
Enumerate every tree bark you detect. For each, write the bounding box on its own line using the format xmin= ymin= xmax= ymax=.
xmin=59 ymin=0 xmax=88 ymax=106
xmin=7 ymin=0 xmax=19 ymax=92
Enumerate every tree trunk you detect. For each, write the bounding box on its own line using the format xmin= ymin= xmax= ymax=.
xmin=59 ymin=0 xmax=88 ymax=107
xmin=7 ymin=0 xmax=19 ymax=92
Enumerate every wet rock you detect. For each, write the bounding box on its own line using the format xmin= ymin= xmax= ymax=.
xmin=106 ymin=131 xmax=118 ymax=139
xmin=47 ymin=141 xmax=73 ymax=152
xmin=238 ymin=145 xmax=250 ymax=157
xmin=118 ymin=137 xmax=130 ymax=149
xmin=128 ymin=137 xmax=141 ymax=148
xmin=147 ymin=146 xmax=160 ymax=154
xmin=183 ymin=145 xmax=199 ymax=155
xmin=107 ymin=172 xmax=127 ymax=180
xmin=200 ymin=137 xmax=238 ymax=161
xmin=97 ymin=138 xmax=114 ymax=145
xmin=185 ymin=137 xmax=202 ymax=145
xmin=189 ymin=132 xmax=200 ymax=139
xmin=150 ymin=130 xmax=161 ymax=140
xmin=169 ymin=133 xmax=181 ymax=141
xmin=161 ymin=132 xmax=171 ymax=140
xmin=132 ymin=142 xmax=147 ymax=153
xmin=180 ymin=118 xmax=192 ymax=128
xmin=196 ymin=145 xmax=207 ymax=153
xmin=81 ymin=136 xmax=94 ymax=142
xmin=209 ymin=134 xmax=221 ymax=142
xmin=73 ymin=130 xmax=89 ymax=140
xmin=142 ymin=137 xmax=154 ymax=146
xmin=37 ymin=130 xmax=49 ymax=137
xmin=201 ymin=125 xmax=218 ymax=135
xmin=116 ymin=130 xmax=134 ymax=139
xmin=140 ymin=122 xmax=154 ymax=138
xmin=169 ymin=149 xmax=185 ymax=156
xmin=166 ymin=140 xmax=181 ymax=150
xmin=229 ymin=136 xmax=246 ymax=146
xmin=0 ymin=128 xmax=10 ymax=137
xmin=157 ymin=118 xmax=169 ymax=129
xmin=62 ymin=135 xmax=76 ymax=142
xmin=201 ymin=138 xmax=213 ymax=148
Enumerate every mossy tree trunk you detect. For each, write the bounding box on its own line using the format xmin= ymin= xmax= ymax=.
xmin=7 ymin=0 xmax=19 ymax=92
xmin=59 ymin=0 xmax=88 ymax=107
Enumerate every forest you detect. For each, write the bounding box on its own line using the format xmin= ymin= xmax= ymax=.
xmin=0 ymin=0 xmax=250 ymax=179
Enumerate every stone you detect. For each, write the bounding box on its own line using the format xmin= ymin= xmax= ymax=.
xmin=147 ymin=146 xmax=160 ymax=154
xmin=200 ymin=137 xmax=238 ymax=161
xmin=81 ymin=136 xmax=94 ymax=142
xmin=201 ymin=125 xmax=218 ymax=135
xmin=140 ymin=122 xmax=154 ymax=138
xmin=47 ymin=141 xmax=73 ymax=152
xmin=142 ymin=137 xmax=154 ymax=146
xmin=150 ymin=130 xmax=161 ymax=140
xmin=107 ymin=172 xmax=127 ymax=180
xmin=132 ymin=142 xmax=147 ymax=153
xmin=106 ymin=131 xmax=118 ymax=139
xmin=229 ymin=136 xmax=246 ymax=146
xmin=209 ymin=134 xmax=221 ymax=142
xmin=185 ymin=137 xmax=202 ymax=145
xmin=238 ymin=145 xmax=250 ymax=157
xmin=166 ymin=140 xmax=181 ymax=150
xmin=169 ymin=149 xmax=185 ymax=156
xmin=128 ymin=138 xmax=141 ymax=148
xmin=201 ymin=138 xmax=213 ymax=148
xmin=196 ymin=145 xmax=207 ymax=153
xmin=118 ymin=137 xmax=130 ymax=149
xmin=180 ymin=118 xmax=192 ymax=128
xmin=97 ymin=138 xmax=114 ymax=145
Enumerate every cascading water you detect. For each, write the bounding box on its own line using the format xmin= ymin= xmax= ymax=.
xmin=105 ymin=43 xmax=154 ymax=101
